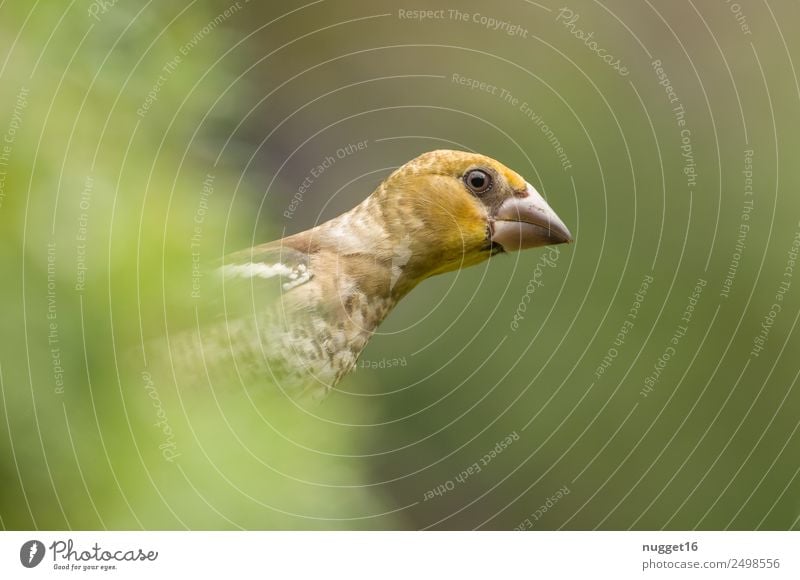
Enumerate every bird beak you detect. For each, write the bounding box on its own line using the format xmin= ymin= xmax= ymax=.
xmin=490 ymin=182 xmax=573 ymax=250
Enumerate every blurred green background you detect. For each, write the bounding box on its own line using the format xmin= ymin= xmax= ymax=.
xmin=1 ymin=0 xmax=799 ymax=530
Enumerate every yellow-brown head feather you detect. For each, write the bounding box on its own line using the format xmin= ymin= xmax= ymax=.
xmin=373 ymin=150 xmax=529 ymax=281
xmin=280 ymin=149 xmax=570 ymax=302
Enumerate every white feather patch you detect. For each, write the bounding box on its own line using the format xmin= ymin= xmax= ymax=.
xmin=221 ymin=262 xmax=312 ymax=291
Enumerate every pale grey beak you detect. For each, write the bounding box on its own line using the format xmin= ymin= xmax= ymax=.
xmin=490 ymin=182 xmax=573 ymax=251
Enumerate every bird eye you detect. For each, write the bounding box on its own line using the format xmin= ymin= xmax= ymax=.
xmin=464 ymin=169 xmax=492 ymax=194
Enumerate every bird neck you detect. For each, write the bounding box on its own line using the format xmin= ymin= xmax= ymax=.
xmin=285 ymin=193 xmax=437 ymax=318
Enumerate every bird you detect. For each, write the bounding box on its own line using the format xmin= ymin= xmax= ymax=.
xmin=165 ymin=150 xmax=572 ymax=399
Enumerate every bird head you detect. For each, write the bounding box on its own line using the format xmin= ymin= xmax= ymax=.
xmin=373 ymin=150 xmax=572 ymax=285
